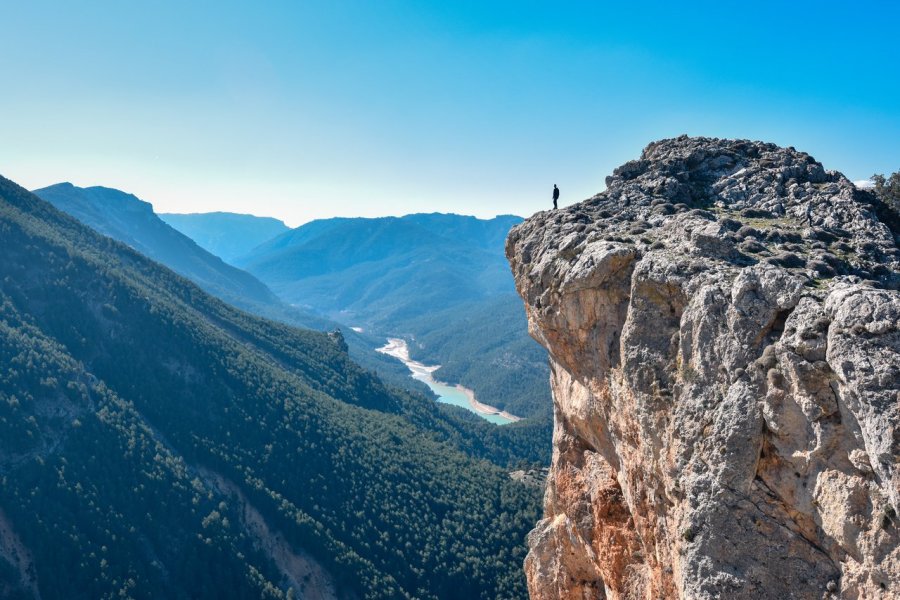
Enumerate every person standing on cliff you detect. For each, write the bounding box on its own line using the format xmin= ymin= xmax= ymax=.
xmin=552 ymin=184 xmax=559 ymax=209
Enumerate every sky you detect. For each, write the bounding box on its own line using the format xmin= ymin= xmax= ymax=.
xmin=1 ymin=1 xmax=898 ymax=227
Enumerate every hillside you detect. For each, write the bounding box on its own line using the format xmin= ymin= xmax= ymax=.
xmin=33 ymin=184 xmax=278 ymax=308
xmin=508 ymin=136 xmax=900 ymax=599
xmin=393 ymin=295 xmax=551 ymax=418
xmin=235 ymin=214 xmax=552 ymax=418
xmin=160 ymin=212 xmax=290 ymax=264
xmin=0 ymin=175 xmax=542 ymax=599
xmin=236 ymin=214 xmax=518 ymax=322
xmin=30 ymin=183 xmax=434 ymax=396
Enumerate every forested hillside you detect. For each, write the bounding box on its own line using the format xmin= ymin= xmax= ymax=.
xmin=236 ymin=215 xmax=517 ymax=323
xmin=0 ymin=175 xmax=542 ymax=599
xmin=31 ymin=182 xmax=434 ymax=398
xmin=235 ymin=214 xmax=552 ymax=418
xmin=394 ymin=294 xmax=550 ymax=418
xmin=33 ymin=184 xmax=278 ymax=308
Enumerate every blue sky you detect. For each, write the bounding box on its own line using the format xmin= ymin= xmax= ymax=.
xmin=1 ymin=1 xmax=897 ymax=226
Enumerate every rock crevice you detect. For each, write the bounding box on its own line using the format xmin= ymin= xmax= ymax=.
xmin=508 ymin=136 xmax=899 ymax=599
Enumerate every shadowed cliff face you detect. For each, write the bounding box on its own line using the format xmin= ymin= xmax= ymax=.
xmin=507 ymin=136 xmax=900 ymax=600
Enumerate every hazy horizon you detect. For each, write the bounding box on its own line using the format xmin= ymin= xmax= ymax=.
xmin=32 ymin=180 xmax=530 ymax=228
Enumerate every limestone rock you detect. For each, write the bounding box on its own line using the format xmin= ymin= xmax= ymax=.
xmin=507 ymin=136 xmax=899 ymax=599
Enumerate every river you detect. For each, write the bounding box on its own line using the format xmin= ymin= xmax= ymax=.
xmin=377 ymin=338 xmax=520 ymax=425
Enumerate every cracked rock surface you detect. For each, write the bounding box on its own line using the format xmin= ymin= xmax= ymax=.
xmin=507 ymin=136 xmax=899 ymax=599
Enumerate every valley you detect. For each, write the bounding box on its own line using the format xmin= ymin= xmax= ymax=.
xmin=33 ymin=181 xmax=553 ymax=426
xmin=0 ymin=175 xmax=545 ymax=599
xmin=232 ymin=213 xmax=553 ymax=420
xmin=377 ymin=338 xmax=520 ymax=424
xmin=159 ymin=212 xmax=291 ymax=264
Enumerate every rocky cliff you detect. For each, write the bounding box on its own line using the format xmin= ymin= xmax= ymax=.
xmin=507 ymin=136 xmax=899 ymax=599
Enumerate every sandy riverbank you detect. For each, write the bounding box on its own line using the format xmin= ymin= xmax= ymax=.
xmin=377 ymin=338 xmax=521 ymax=423
xmin=453 ymin=382 xmax=522 ymax=422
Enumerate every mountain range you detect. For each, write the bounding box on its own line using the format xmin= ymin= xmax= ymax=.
xmin=33 ymin=184 xmax=278 ymax=308
xmin=235 ymin=214 xmax=520 ymax=323
xmin=33 ymin=184 xmax=552 ymax=419
xmin=0 ymin=173 xmax=544 ymax=599
xmin=31 ymin=183 xmax=441 ymax=396
xmin=234 ymin=214 xmax=552 ymax=418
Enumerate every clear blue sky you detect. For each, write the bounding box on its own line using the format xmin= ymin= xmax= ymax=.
xmin=1 ymin=1 xmax=897 ymax=226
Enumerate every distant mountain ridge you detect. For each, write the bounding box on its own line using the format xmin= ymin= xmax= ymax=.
xmin=45 ymin=188 xmax=552 ymax=420
xmin=160 ymin=211 xmax=290 ymax=263
xmin=33 ymin=183 xmax=278 ymax=308
xmin=236 ymin=213 xmax=523 ymax=323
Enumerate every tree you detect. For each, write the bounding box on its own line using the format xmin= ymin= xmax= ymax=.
xmin=870 ymin=170 xmax=900 ymax=236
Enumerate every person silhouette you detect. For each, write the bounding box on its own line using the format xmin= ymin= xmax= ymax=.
xmin=552 ymin=185 xmax=559 ymax=209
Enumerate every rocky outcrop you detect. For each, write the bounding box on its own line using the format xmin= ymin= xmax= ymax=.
xmin=507 ymin=136 xmax=899 ymax=599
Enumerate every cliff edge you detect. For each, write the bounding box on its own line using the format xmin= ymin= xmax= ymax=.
xmin=507 ymin=136 xmax=899 ymax=599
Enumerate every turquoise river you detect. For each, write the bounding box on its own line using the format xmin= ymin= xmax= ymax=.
xmin=377 ymin=338 xmax=518 ymax=425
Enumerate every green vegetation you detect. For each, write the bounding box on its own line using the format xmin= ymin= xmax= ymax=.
xmin=234 ymin=213 xmax=553 ymax=419
xmin=870 ymin=171 xmax=900 ymax=236
xmin=0 ymin=176 xmax=543 ymax=599
xmin=30 ymin=182 xmax=446 ymax=404
xmin=396 ymin=295 xmax=551 ymax=418
xmin=33 ymin=183 xmax=279 ymax=308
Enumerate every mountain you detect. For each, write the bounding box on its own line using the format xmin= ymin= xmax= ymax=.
xmin=30 ymin=183 xmax=429 ymax=395
xmin=235 ymin=213 xmax=552 ymax=418
xmin=0 ymin=174 xmax=544 ymax=599
xmin=159 ymin=212 xmax=290 ymax=264
xmin=508 ymin=136 xmax=900 ymax=599
xmin=33 ymin=184 xmax=278 ymax=309
xmin=236 ymin=214 xmax=520 ymax=323
xmin=27 ymin=185 xmax=548 ymax=458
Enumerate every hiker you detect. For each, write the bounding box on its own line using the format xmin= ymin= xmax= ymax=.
xmin=552 ymin=185 xmax=559 ymax=209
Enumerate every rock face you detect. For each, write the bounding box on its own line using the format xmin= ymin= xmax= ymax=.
xmin=507 ymin=136 xmax=900 ymax=599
